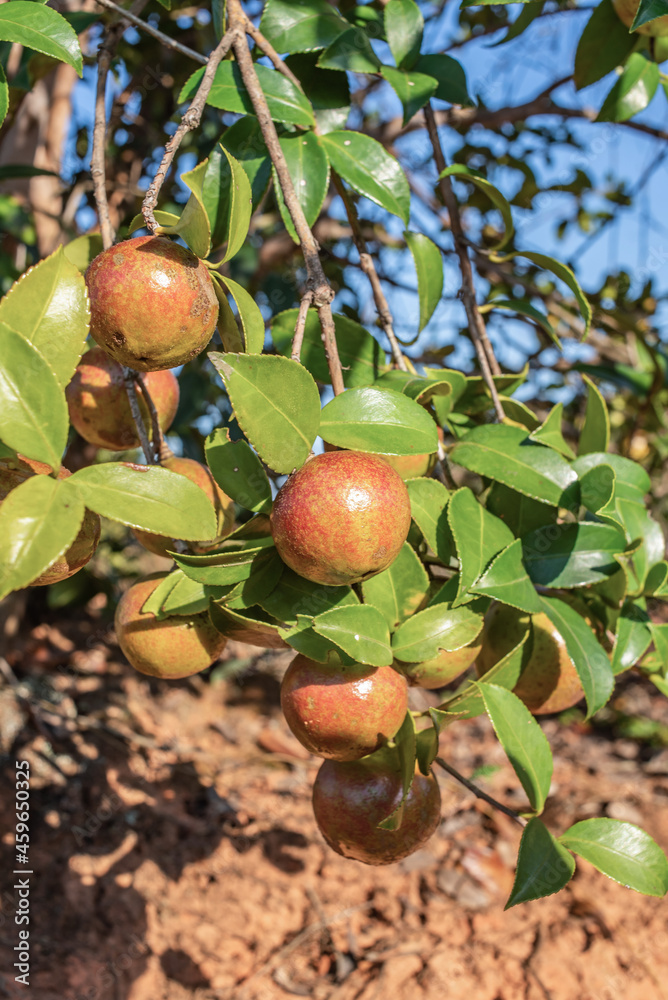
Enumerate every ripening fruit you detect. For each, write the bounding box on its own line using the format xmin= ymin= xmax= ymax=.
xmin=612 ymin=0 xmax=668 ymax=34
xmin=132 ymin=457 xmax=235 ymax=558
xmin=0 ymin=457 xmax=100 ymax=586
xmin=476 ymin=604 xmax=584 ymax=715
xmin=85 ymin=236 xmax=219 ymax=371
xmin=323 ymin=440 xmax=438 ymax=481
xmin=66 ymin=346 xmax=179 ymax=451
xmin=114 ymin=573 xmax=227 ymax=679
xmin=396 ymin=636 xmax=483 ymax=690
xmin=312 ymin=749 xmax=442 ymax=865
xmin=281 ymin=655 xmax=408 ymax=761
xmin=271 ymin=451 xmax=411 ymax=586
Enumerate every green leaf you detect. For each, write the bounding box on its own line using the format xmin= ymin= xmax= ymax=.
xmin=279 ymin=613 xmax=351 ymax=663
xmin=472 ymin=539 xmax=543 ymax=614
xmin=140 ymin=571 xmax=180 ymax=619
xmin=225 ymin=548 xmax=285 ymax=609
xmin=573 ymin=452 xmax=650 ymax=499
xmin=381 ymin=67 xmax=437 ymax=126
xmin=479 ymin=298 xmax=560 ymax=349
xmin=447 ymin=487 xmax=514 ymax=605
xmin=209 ymin=353 xmax=320 ymax=474
xmin=414 ymin=53 xmax=472 ymax=106
xmin=319 ymin=130 xmax=409 ymax=223
xmin=377 ymin=369 xmax=464 ymax=409
xmin=67 ymin=464 xmax=218 ymax=539
xmin=575 ymin=0 xmax=637 ymax=90
xmin=612 ymin=599 xmax=652 ymax=674
xmin=440 ymin=627 xmax=529 ymax=720
xmin=219 ymin=117 xmax=272 ymax=205
xmin=271 ymin=309 xmax=387 ymax=387
xmin=0 ymin=476 xmax=84 ymax=601
xmin=487 ymin=484 xmax=558 ymax=542
xmin=493 ymin=250 xmax=592 ymax=336
xmin=127 ymin=210 xmax=181 ymax=237
xmin=204 ymin=428 xmax=272 ymax=514
xmin=180 ymin=62 xmax=315 ymax=127
xmin=0 ymin=1 xmax=82 ymax=75
xmin=260 ymin=0 xmax=350 ymax=54
xmin=62 ymin=234 xmax=104 ymax=273
xmin=202 ymin=144 xmax=252 ymax=260
xmin=632 ymin=0 xmax=668 ymax=30
xmin=377 ymin=714 xmax=418 ymax=830
xmin=580 ymin=375 xmax=611 ymax=456
xmin=539 ymin=595 xmax=614 ymax=717
xmin=523 ymin=523 xmax=627 ymax=589
xmin=215 ymin=275 xmax=265 ymax=354
xmin=173 ymin=539 xmax=276 ymax=586
xmin=450 ymin=424 xmax=578 ymax=506
xmin=454 ymin=367 xmax=529 ymax=416
xmin=0 ymin=62 xmax=7 ymax=131
xmin=212 ymin=0 xmax=225 ymax=38
xmin=155 ymin=159 xmax=210 ymax=258
xmin=361 ymin=541 xmax=430 ymax=627
xmin=528 ymin=404 xmax=575 ymax=460
xmin=560 ymin=819 xmax=668 ymax=897
xmin=0 ymin=246 xmax=89 ymax=389
xmin=209 ymin=602 xmax=288 ymax=648
xmin=596 ymin=53 xmax=659 ymax=123
xmin=0 ymin=324 xmax=68 ymax=471
xmin=273 ymin=131 xmax=329 ymax=242
xmin=406 ymin=478 xmax=450 ymax=558
xmin=481 ymin=684 xmax=553 ymax=814
xmin=441 ymin=165 xmax=514 ymax=251
xmin=391 ymin=603 xmax=483 ymax=662
xmin=384 ymin=0 xmax=423 ymax=69
xmin=506 ymin=819 xmax=575 ymax=909
xmin=284 ymin=53 xmax=351 ymax=132
xmin=617 ymin=499 xmax=666 ymax=591
xmin=319 ymin=386 xmax=438 ymax=456
xmin=317 ymin=26 xmax=382 ymax=74
xmin=312 ymin=604 xmax=393 ymax=666
xmin=404 ymin=231 xmax=443 ymax=332
xmin=491 ymin=2 xmax=545 ymax=47
xmin=259 ymin=566 xmax=359 ymax=624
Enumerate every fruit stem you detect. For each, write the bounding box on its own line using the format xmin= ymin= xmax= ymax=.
xmin=435 ymin=756 xmax=526 ymax=827
xmin=291 ymin=290 xmax=314 ymax=363
xmin=123 ymin=369 xmax=157 ymax=465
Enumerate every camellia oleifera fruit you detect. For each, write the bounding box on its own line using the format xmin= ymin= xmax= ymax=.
xmin=312 ymin=749 xmax=442 ymax=865
xmin=114 ymin=573 xmax=227 ymax=679
xmin=66 ymin=346 xmax=180 ymax=451
xmin=612 ymin=0 xmax=668 ymax=34
xmin=476 ymin=604 xmax=584 ymax=715
xmin=281 ymin=654 xmax=408 ymax=761
xmin=0 ymin=457 xmax=100 ymax=586
xmin=85 ymin=236 xmax=219 ymax=371
xmin=397 ymin=636 xmax=483 ymax=690
xmin=132 ymin=457 xmax=235 ymax=558
xmin=323 ymin=428 xmax=444 ymax=481
xmin=271 ymin=451 xmax=411 ymax=586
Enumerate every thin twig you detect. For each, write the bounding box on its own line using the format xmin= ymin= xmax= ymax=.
xmin=332 ymin=172 xmax=408 ymax=373
xmin=141 ymin=28 xmax=237 ymax=232
xmin=135 ymin=374 xmax=173 ymax=463
xmin=435 ymin=757 xmax=526 ymax=827
xmin=228 ymin=0 xmax=345 ymax=395
xmin=291 ymin=291 xmax=314 ymax=362
xmin=93 ymin=0 xmax=207 ymax=64
xmin=243 ymin=16 xmax=304 ymax=92
xmin=124 ymin=369 xmax=156 ymax=464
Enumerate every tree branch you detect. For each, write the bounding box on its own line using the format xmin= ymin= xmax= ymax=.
xmin=242 ymin=16 xmax=304 ymax=92
xmin=435 ymin=757 xmax=526 ymax=827
xmin=123 ymin=369 xmax=156 ymax=465
xmin=291 ymin=291 xmax=314 ymax=363
xmin=93 ymin=0 xmax=207 ymax=64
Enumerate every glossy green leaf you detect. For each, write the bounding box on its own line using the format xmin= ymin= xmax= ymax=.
xmin=539 ymin=595 xmax=614 ymax=717
xmin=180 ymin=62 xmax=314 ymax=127
xmin=63 ymin=234 xmax=103 ymax=273
xmin=632 ymin=0 xmax=668 ymax=29
xmin=272 ymin=309 xmax=387 ymax=387
xmin=414 ymin=53 xmax=472 ymax=106
xmin=219 ymin=117 xmax=272 ymax=205
xmin=391 ymin=603 xmax=483 ymax=662
xmin=361 ymin=542 xmax=430 ymax=627
xmin=377 ymin=715 xmax=418 ymax=830
xmin=204 ymin=428 xmax=272 ymax=514
xmin=405 ymin=231 xmax=443 ymax=332
xmin=0 ymin=476 xmax=84 ymax=601
xmin=319 ymin=386 xmax=438 ymax=455
xmin=481 ymin=683 xmax=553 ymax=814
xmin=68 ymin=464 xmax=217 ymax=539
xmin=202 ymin=144 xmax=252 ymax=260
xmin=617 ymin=499 xmax=666 ymax=590
xmin=493 ymin=250 xmax=592 ymax=336
xmin=406 ymin=478 xmax=451 ymax=560
xmin=579 ymin=375 xmax=610 ymax=456
xmin=472 ymin=539 xmax=543 ymax=614
xmin=312 ymin=604 xmax=393 ymax=666
xmin=274 ymin=131 xmax=329 ymax=242
xmin=209 ymin=602 xmax=288 ymax=648
xmin=259 ymin=0 xmax=349 ymax=53
xmin=579 ymin=467 xmax=617 ymax=524
xmin=284 ymin=53 xmax=351 ymax=132
xmin=440 ymin=627 xmax=528 ymax=720
xmin=479 ymin=298 xmax=560 ymax=348
xmin=575 ymin=0 xmax=637 ymax=91
xmin=450 ymin=424 xmax=578 ymax=506
xmin=612 ymin=599 xmax=653 ymax=674
xmin=317 ymin=26 xmax=382 ymax=74
xmin=0 ymin=246 xmax=89 ymax=389
xmin=441 ymin=165 xmax=514 ymax=251
xmin=528 ymin=404 xmax=575 ymax=459
xmin=572 ymin=452 xmax=650 ymax=499
xmin=506 ymin=819 xmax=575 ymax=909
xmin=320 ymin=130 xmax=410 ymax=223
xmin=279 ymin=613 xmax=351 ymax=663
xmin=523 ymin=523 xmax=627 ymax=589
xmin=377 ymin=369 xmax=465 ymax=409
xmin=174 ymin=540 xmax=276 ymax=586
xmin=225 ymin=548 xmax=285 ymax=610
xmin=260 ymin=566 xmax=359 ymax=624
xmin=455 ymin=367 xmax=529 ymax=416
xmin=209 ymin=353 xmax=320 ymax=474
xmin=560 ymin=819 xmax=668 ymax=897
xmin=0 ymin=1 xmax=82 ymax=74
xmin=381 ymin=67 xmax=437 ymax=126
xmin=499 ymin=397 xmax=541 ymax=431
xmin=448 ymin=487 xmax=514 ymax=605
xmin=384 ymin=0 xmax=423 ymax=68
xmin=141 ymin=571 xmax=180 ymax=619
xmin=596 ymin=53 xmax=659 ymax=123
xmin=216 ymin=275 xmax=265 ymax=354
xmin=127 ymin=210 xmax=181 ymax=237
xmin=486 ymin=483 xmax=558 ymax=538
xmin=155 ymin=159 xmax=210 ymax=258
xmin=0 ymin=62 xmax=7 ymax=131
xmin=0 ymin=324 xmax=68 ymax=471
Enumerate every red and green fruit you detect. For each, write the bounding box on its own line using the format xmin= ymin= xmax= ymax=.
xmin=114 ymin=573 xmax=227 ymax=679
xmin=0 ymin=456 xmax=100 ymax=586
xmin=397 ymin=636 xmax=483 ymax=690
xmin=312 ymin=749 xmax=442 ymax=865
xmin=66 ymin=346 xmax=179 ymax=451
xmin=281 ymin=654 xmax=408 ymax=760
xmin=270 ymin=451 xmax=412 ymax=586
xmin=476 ymin=604 xmax=584 ymax=715
xmin=612 ymin=0 xmax=668 ymax=34
xmin=85 ymin=236 xmax=219 ymax=371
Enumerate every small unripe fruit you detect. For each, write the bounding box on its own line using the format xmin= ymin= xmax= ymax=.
xmin=66 ymin=347 xmax=179 ymax=451
xmin=132 ymin=457 xmax=235 ymax=557
xmin=281 ymin=654 xmax=408 ymax=761
xmin=476 ymin=604 xmax=584 ymax=715
xmin=86 ymin=236 xmax=219 ymax=371
xmin=0 ymin=456 xmax=100 ymax=586
xmin=271 ymin=451 xmax=411 ymax=586
xmin=397 ymin=637 xmax=483 ymax=690
xmin=612 ymin=0 xmax=668 ymax=34
xmin=114 ymin=573 xmax=227 ymax=679
xmin=312 ymin=750 xmax=441 ymax=865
